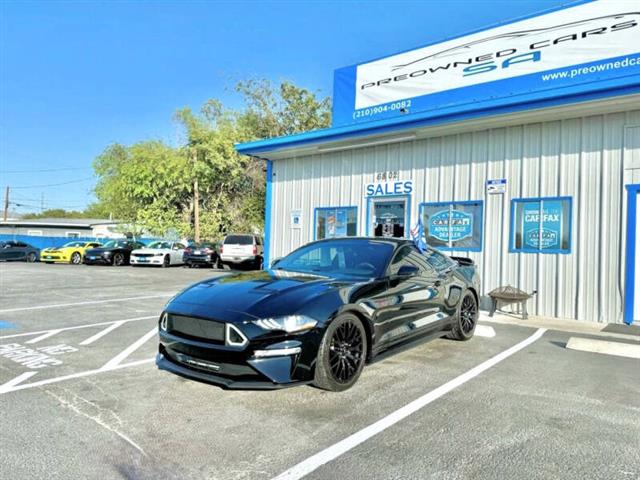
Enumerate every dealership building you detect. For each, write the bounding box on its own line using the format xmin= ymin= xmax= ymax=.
xmin=236 ymin=0 xmax=640 ymax=325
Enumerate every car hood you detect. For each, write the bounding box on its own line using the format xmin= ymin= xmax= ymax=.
xmin=167 ymin=270 xmax=345 ymax=322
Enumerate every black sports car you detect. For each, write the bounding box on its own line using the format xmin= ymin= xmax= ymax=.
xmin=84 ymin=239 xmax=145 ymax=266
xmin=0 ymin=241 xmax=40 ymax=262
xmin=183 ymin=242 xmax=221 ymax=268
xmin=157 ymin=237 xmax=480 ymax=391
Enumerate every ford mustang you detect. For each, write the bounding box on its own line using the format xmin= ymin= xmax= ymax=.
xmin=41 ymin=241 xmax=102 ymax=264
xmin=156 ymin=237 xmax=480 ymax=391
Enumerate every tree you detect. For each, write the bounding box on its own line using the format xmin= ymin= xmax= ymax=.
xmin=90 ymin=79 xmax=331 ymax=239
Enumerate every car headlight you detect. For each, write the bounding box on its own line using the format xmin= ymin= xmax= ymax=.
xmin=252 ymin=315 xmax=317 ymax=333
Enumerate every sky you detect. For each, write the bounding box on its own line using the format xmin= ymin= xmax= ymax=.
xmin=0 ymin=0 xmax=575 ymax=215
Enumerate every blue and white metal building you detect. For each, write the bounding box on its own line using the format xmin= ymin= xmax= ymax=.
xmin=236 ymin=0 xmax=640 ymax=324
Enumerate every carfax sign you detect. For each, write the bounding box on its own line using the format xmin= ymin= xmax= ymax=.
xmin=522 ymin=200 xmax=563 ymax=249
xmin=332 ymin=0 xmax=640 ymax=126
xmin=428 ymin=209 xmax=473 ymax=243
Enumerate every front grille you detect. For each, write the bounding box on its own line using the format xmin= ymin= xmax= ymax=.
xmin=135 ymin=253 xmax=154 ymax=258
xmin=168 ymin=314 xmax=225 ymax=342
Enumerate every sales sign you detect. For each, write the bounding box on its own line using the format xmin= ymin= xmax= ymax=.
xmin=428 ymin=209 xmax=473 ymax=243
xmin=332 ymin=1 xmax=640 ymax=126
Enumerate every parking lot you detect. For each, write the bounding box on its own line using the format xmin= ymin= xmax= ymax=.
xmin=1 ymin=262 xmax=639 ymax=480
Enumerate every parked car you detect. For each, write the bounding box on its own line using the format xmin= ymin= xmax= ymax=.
xmin=156 ymin=237 xmax=480 ymax=391
xmin=219 ymin=234 xmax=263 ymax=270
xmin=84 ymin=239 xmax=145 ymax=266
xmin=130 ymin=241 xmax=186 ymax=267
xmin=0 ymin=241 xmax=39 ymax=262
xmin=41 ymin=241 xmax=103 ymax=265
xmin=183 ymin=242 xmax=221 ymax=269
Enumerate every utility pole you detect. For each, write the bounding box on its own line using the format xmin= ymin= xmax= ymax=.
xmin=40 ymin=192 xmax=44 ymax=212
xmin=192 ymin=148 xmax=201 ymax=243
xmin=3 ymin=186 xmax=9 ymax=222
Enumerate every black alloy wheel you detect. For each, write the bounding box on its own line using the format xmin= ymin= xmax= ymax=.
xmin=113 ymin=253 xmax=125 ymax=266
xmin=26 ymin=252 xmax=37 ymax=263
xmin=71 ymin=252 xmax=82 ymax=265
xmin=448 ymin=291 xmax=478 ymax=341
xmin=314 ymin=314 xmax=367 ymax=391
xmin=162 ymin=255 xmax=170 ymax=268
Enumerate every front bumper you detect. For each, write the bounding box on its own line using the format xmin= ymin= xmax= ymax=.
xmin=184 ymin=254 xmax=215 ymax=265
xmin=157 ymin=327 xmax=319 ymax=389
xmin=41 ymin=253 xmax=68 ymax=263
xmin=84 ymin=255 xmax=112 ymax=265
xmin=131 ymin=256 xmax=164 ymax=266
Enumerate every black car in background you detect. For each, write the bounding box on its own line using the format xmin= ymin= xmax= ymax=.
xmin=0 ymin=241 xmax=39 ymax=262
xmin=183 ymin=242 xmax=221 ymax=269
xmin=84 ymin=239 xmax=145 ymax=266
xmin=157 ymin=237 xmax=480 ymax=392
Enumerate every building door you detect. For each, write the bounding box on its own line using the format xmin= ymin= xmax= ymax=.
xmin=368 ymin=196 xmax=409 ymax=238
xmin=624 ymin=184 xmax=640 ymax=325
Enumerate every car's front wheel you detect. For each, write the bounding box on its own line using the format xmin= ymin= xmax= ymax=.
xmin=162 ymin=255 xmax=170 ymax=268
xmin=448 ymin=290 xmax=478 ymax=341
xmin=313 ymin=313 xmax=367 ymax=392
xmin=70 ymin=252 xmax=82 ymax=265
xmin=112 ymin=253 xmax=125 ymax=266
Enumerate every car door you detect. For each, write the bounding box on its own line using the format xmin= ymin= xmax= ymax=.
xmin=0 ymin=242 xmax=12 ymax=260
xmin=13 ymin=242 xmax=28 ymax=260
xmin=371 ymin=245 xmax=445 ymax=348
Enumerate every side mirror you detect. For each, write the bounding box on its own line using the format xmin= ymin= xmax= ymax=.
xmin=397 ymin=265 xmax=419 ymax=277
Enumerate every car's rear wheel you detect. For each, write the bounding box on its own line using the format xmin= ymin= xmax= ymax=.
xmin=448 ymin=291 xmax=478 ymax=341
xmin=162 ymin=255 xmax=170 ymax=268
xmin=113 ymin=253 xmax=125 ymax=266
xmin=26 ymin=252 xmax=37 ymax=263
xmin=70 ymin=252 xmax=82 ymax=265
xmin=314 ymin=314 xmax=366 ymax=392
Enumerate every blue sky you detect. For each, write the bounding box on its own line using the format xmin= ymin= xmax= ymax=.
xmin=0 ymin=0 xmax=573 ymax=214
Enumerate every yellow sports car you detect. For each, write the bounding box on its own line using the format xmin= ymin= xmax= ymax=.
xmin=41 ymin=241 xmax=103 ymax=265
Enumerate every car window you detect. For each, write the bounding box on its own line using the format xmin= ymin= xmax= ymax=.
xmin=148 ymin=241 xmax=172 ymax=249
xmin=387 ymin=245 xmax=437 ymax=276
xmin=176 ymin=243 xmax=186 ymax=249
xmin=224 ymin=235 xmax=253 ymax=245
xmin=274 ymin=239 xmax=394 ymax=278
xmin=424 ymin=249 xmax=456 ymax=271
xmin=63 ymin=241 xmax=85 ymax=248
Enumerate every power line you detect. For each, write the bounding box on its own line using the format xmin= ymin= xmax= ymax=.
xmin=0 ymin=166 xmax=93 ymax=174
xmin=10 ymin=177 xmax=95 ymax=189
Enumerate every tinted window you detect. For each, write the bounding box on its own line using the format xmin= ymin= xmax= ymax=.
xmin=275 ymin=239 xmax=394 ymax=278
xmin=224 ymin=235 xmax=253 ymax=245
xmin=387 ymin=245 xmax=436 ymax=276
xmin=63 ymin=241 xmax=85 ymax=248
xmin=147 ymin=241 xmax=172 ymax=249
xmin=15 ymin=242 xmax=27 ymax=248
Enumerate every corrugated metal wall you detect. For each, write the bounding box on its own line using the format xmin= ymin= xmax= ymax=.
xmin=269 ymin=108 xmax=640 ymax=323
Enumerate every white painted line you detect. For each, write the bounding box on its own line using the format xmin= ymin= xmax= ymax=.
xmin=0 ymin=358 xmax=155 ymax=394
xmin=271 ymin=328 xmax=547 ymax=480
xmin=79 ymin=321 xmax=125 ymax=346
xmin=0 ymin=316 xmax=156 ymax=340
xmin=101 ymin=327 xmax=158 ymax=370
xmin=566 ymin=337 xmax=640 ymax=359
xmin=25 ymin=329 xmax=62 ymax=344
xmin=0 ymin=371 xmax=38 ymax=393
xmin=475 ymin=325 xmax=496 ymax=338
xmin=0 ymin=294 xmax=173 ymax=313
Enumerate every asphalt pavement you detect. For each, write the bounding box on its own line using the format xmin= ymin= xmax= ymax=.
xmin=0 ymin=262 xmax=638 ymax=480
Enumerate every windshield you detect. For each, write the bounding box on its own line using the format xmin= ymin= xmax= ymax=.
xmin=102 ymin=240 xmax=127 ymax=248
xmin=62 ymin=241 xmax=85 ymax=248
xmin=224 ymin=235 xmax=253 ymax=245
xmin=147 ymin=241 xmax=171 ymax=249
xmin=274 ymin=239 xmax=394 ymax=278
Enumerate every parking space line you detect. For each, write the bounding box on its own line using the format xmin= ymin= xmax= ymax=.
xmin=0 ymin=358 xmax=155 ymax=394
xmin=0 ymin=294 xmax=173 ymax=313
xmin=0 ymin=316 xmax=156 ymax=340
xmin=25 ymin=330 xmax=62 ymax=344
xmin=0 ymin=372 xmax=38 ymax=394
xmin=79 ymin=321 xmax=125 ymax=345
xmin=271 ymin=328 xmax=547 ymax=480
xmin=101 ymin=327 xmax=158 ymax=369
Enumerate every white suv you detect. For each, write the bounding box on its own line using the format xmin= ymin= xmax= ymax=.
xmin=220 ymin=234 xmax=264 ymax=270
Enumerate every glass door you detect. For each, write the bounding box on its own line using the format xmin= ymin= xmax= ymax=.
xmin=369 ymin=197 xmax=409 ymax=238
